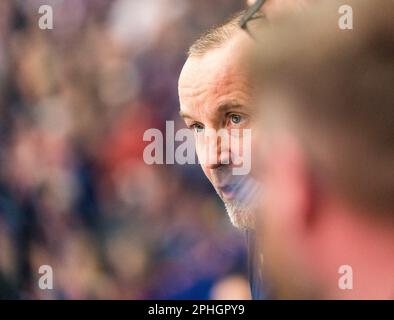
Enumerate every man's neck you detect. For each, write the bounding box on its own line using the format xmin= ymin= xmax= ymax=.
xmin=312 ymin=204 xmax=394 ymax=299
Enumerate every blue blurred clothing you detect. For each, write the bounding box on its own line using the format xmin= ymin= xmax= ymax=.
xmin=247 ymin=230 xmax=268 ymax=300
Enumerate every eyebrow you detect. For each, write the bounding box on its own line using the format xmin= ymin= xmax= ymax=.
xmin=179 ymin=101 xmax=245 ymax=120
xmin=179 ymin=110 xmax=193 ymax=120
xmin=217 ymin=101 xmax=245 ymax=113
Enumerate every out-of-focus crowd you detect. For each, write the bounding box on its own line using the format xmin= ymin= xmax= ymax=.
xmin=0 ymin=0 xmax=250 ymax=299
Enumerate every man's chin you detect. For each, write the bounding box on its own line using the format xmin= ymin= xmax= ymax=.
xmin=224 ymin=201 xmax=255 ymax=230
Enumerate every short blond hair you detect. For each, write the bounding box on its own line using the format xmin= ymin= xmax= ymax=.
xmin=253 ymin=0 xmax=394 ymax=214
xmin=188 ymin=10 xmax=264 ymax=58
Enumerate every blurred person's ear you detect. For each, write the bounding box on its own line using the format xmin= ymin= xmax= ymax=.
xmin=255 ymin=115 xmax=321 ymax=298
xmin=262 ymin=130 xmax=316 ymax=234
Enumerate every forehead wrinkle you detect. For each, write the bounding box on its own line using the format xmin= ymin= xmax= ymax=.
xmin=181 ymin=78 xmax=249 ymax=123
xmin=179 ymin=36 xmax=251 ymax=122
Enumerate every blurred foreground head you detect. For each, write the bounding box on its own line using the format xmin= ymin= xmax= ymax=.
xmin=251 ymin=0 xmax=394 ymax=299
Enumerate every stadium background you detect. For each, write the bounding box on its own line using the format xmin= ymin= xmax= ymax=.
xmin=0 ymin=0 xmax=252 ymax=299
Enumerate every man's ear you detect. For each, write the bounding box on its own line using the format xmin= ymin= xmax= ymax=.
xmin=264 ymin=132 xmax=316 ymax=233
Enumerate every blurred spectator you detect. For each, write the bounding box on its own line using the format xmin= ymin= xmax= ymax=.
xmin=0 ymin=0 xmax=248 ymax=299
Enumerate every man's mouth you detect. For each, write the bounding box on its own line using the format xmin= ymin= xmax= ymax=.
xmin=218 ymin=183 xmax=242 ymax=200
xmin=217 ymin=176 xmax=260 ymax=203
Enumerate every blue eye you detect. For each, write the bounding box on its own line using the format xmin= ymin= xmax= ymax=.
xmin=192 ymin=123 xmax=204 ymax=133
xmin=230 ymin=114 xmax=242 ymax=124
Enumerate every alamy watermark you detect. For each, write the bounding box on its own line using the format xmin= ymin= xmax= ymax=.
xmin=38 ymin=265 xmax=53 ymax=290
xmin=338 ymin=4 xmax=353 ymax=30
xmin=143 ymin=121 xmax=252 ymax=175
xmin=338 ymin=264 xmax=353 ymax=290
xmin=38 ymin=5 xmax=54 ymax=30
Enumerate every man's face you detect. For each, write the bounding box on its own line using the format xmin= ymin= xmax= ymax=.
xmin=178 ymin=36 xmax=258 ymax=229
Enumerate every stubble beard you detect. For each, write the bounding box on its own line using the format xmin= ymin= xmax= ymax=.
xmin=221 ymin=196 xmax=256 ymax=230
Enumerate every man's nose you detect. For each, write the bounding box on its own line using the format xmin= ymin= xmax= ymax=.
xmin=203 ymin=134 xmax=231 ymax=169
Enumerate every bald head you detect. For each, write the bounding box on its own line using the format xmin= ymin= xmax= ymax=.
xmin=247 ymin=0 xmax=314 ymax=20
